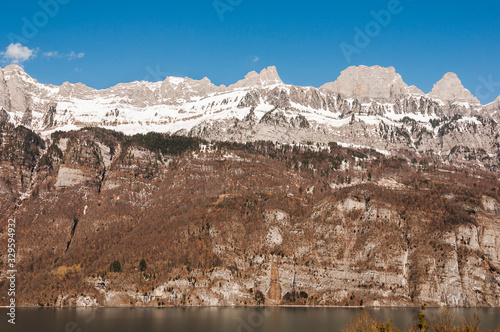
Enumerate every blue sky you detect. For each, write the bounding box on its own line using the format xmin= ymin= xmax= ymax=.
xmin=1 ymin=0 xmax=499 ymax=103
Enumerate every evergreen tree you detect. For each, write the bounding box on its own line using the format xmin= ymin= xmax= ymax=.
xmin=110 ymin=260 xmax=121 ymax=272
xmin=139 ymin=259 xmax=147 ymax=272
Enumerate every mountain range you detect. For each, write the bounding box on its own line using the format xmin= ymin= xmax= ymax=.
xmin=0 ymin=64 xmax=499 ymax=170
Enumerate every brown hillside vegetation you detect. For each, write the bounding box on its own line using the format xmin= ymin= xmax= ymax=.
xmin=0 ymin=125 xmax=499 ymax=307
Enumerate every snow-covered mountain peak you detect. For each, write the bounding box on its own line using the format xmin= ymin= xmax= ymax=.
xmin=429 ymin=72 xmax=480 ymax=105
xmin=163 ymin=76 xmax=185 ymax=85
xmin=3 ymin=64 xmax=27 ymax=76
xmin=3 ymin=64 xmax=37 ymax=84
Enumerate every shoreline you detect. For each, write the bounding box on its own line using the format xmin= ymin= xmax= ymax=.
xmin=1 ymin=304 xmax=498 ymax=309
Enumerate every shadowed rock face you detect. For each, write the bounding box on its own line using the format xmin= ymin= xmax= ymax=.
xmin=0 ymin=68 xmax=10 ymax=112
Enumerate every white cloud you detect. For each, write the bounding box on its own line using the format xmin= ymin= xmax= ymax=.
xmin=252 ymin=56 xmax=260 ymax=63
xmin=42 ymin=50 xmax=85 ymax=60
xmin=1 ymin=44 xmax=84 ymax=64
xmin=1 ymin=43 xmax=37 ymax=64
xmin=43 ymin=51 xmax=59 ymax=58
xmin=68 ymin=51 xmax=85 ymax=60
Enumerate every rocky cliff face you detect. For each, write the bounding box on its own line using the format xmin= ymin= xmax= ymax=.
xmin=229 ymin=66 xmax=283 ymax=89
xmin=320 ymin=65 xmax=423 ymax=101
xmin=429 ymin=73 xmax=481 ymax=106
xmin=0 ymin=126 xmax=499 ymax=308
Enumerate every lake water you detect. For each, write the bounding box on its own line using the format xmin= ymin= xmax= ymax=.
xmin=1 ymin=307 xmax=499 ymax=331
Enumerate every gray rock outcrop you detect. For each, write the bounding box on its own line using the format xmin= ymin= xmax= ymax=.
xmin=429 ymin=72 xmax=480 ymax=105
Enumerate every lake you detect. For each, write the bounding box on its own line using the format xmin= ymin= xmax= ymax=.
xmin=1 ymin=307 xmax=499 ymax=331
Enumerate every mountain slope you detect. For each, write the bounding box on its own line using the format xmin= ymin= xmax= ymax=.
xmin=0 ymin=126 xmax=499 ymax=307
